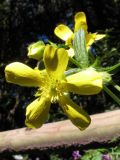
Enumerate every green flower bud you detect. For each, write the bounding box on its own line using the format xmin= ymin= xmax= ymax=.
xmin=28 ymin=41 xmax=45 ymax=60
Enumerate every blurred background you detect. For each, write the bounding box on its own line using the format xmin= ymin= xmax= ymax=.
xmin=0 ymin=0 xmax=120 ymax=159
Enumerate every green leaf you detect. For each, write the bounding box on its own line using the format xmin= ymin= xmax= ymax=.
xmin=81 ymin=150 xmax=102 ymax=160
xmin=73 ymin=29 xmax=89 ymax=68
xmin=92 ymin=152 xmax=102 ymax=160
xmin=81 ymin=153 xmax=92 ymax=160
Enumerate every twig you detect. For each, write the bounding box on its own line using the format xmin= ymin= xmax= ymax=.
xmin=0 ymin=110 xmax=120 ymax=154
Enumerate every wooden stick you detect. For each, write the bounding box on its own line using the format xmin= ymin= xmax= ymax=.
xmin=0 ymin=110 xmax=120 ymax=154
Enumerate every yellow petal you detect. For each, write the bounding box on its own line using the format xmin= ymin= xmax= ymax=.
xmin=44 ymin=45 xmax=69 ymax=79
xmin=95 ymin=34 xmax=106 ymax=40
xmin=74 ymin=12 xmax=88 ymax=32
xmin=5 ymin=62 xmax=42 ymax=87
xmin=25 ymin=96 xmax=51 ymax=128
xmin=63 ymin=68 xmax=103 ymax=95
xmin=28 ymin=41 xmax=45 ymax=60
xmin=86 ymin=33 xmax=106 ymax=48
xmin=86 ymin=33 xmax=97 ymax=47
xmin=54 ymin=24 xmax=73 ymax=41
xmin=59 ymin=95 xmax=91 ymax=130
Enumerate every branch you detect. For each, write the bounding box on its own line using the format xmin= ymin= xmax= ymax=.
xmin=0 ymin=110 xmax=120 ymax=154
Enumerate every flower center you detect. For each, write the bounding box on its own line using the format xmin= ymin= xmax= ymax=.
xmin=50 ymin=79 xmax=62 ymax=103
xmin=35 ymin=74 xmax=64 ymax=103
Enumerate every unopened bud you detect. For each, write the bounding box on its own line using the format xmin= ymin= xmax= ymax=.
xmin=28 ymin=41 xmax=45 ymax=60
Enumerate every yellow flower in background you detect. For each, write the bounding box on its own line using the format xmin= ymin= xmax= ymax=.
xmin=54 ymin=12 xmax=105 ymax=56
xmin=5 ymin=45 xmax=103 ymax=130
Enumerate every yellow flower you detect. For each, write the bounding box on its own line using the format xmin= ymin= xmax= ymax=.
xmin=54 ymin=12 xmax=105 ymax=56
xmin=5 ymin=45 xmax=103 ymax=130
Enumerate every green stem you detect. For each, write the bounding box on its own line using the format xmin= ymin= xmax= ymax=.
xmin=91 ymin=57 xmax=100 ymax=68
xmin=111 ymin=80 xmax=120 ymax=92
xmin=101 ymin=63 xmax=120 ymax=73
xmin=69 ymin=57 xmax=82 ymax=68
xmin=103 ymin=85 xmax=120 ymax=105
